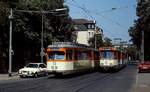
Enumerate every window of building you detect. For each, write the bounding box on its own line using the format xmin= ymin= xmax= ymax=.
xmin=88 ymin=24 xmax=91 ymax=29
xmin=91 ymin=24 xmax=95 ymax=29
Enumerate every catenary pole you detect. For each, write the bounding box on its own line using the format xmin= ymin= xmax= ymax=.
xmin=8 ymin=8 xmax=13 ymax=77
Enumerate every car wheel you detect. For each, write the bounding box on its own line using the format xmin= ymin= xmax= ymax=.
xmin=20 ymin=75 xmax=25 ymax=78
xmin=34 ymin=73 xmax=38 ymax=78
xmin=44 ymin=72 xmax=48 ymax=76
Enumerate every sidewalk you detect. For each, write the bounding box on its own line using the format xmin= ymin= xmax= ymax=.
xmin=0 ymin=73 xmax=19 ymax=81
xmin=135 ymin=73 xmax=150 ymax=92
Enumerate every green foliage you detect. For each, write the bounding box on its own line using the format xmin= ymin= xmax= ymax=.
xmin=126 ymin=45 xmax=139 ymax=60
xmin=0 ymin=0 xmax=73 ymax=71
xmin=11 ymin=0 xmax=73 ymax=47
xmin=88 ymin=33 xmax=113 ymax=49
xmin=0 ymin=1 xmax=10 ymax=72
xmin=129 ymin=0 xmax=150 ymax=60
xmin=88 ymin=34 xmax=103 ymax=49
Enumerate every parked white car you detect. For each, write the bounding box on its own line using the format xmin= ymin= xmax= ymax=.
xmin=18 ymin=63 xmax=47 ymax=78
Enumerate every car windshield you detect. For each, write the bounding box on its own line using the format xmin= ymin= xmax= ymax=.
xmin=26 ymin=64 xmax=38 ymax=68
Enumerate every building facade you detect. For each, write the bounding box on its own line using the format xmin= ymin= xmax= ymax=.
xmin=73 ymin=19 xmax=103 ymax=46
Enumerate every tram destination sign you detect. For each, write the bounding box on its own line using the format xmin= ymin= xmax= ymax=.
xmin=52 ymin=47 xmax=59 ymax=51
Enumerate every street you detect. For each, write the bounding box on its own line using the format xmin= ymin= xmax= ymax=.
xmin=0 ymin=65 xmax=137 ymax=92
xmin=0 ymin=1 xmax=149 ymax=92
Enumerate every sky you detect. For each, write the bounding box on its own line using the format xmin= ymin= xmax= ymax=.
xmin=64 ymin=0 xmax=137 ymax=43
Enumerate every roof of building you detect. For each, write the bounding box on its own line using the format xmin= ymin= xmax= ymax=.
xmin=73 ymin=19 xmax=95 ymax=24
xmin=74 ymin=25 xmax=87 ymax=31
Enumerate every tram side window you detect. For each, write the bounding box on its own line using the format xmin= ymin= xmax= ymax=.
xmin=94 ymin=51 xmax=99 ymax=59
xmin=48 ymin=52 xmax=53 ymax=60
xmin=74 ymin=51 xmax=78 ymax=60
xmin=118 ymin=52 xmax=121 ymax=61
xmin=114 ymin=51 xmax=118 ymax=59
xmin=66 ymin=50 xmax=73 ymax=60
xmin=78 ymin=51 xmax=88 ymax=60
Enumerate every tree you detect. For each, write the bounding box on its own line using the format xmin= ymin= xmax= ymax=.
xmin=129 ymin=0 xmax=150 ymax=60
xmin=126 ymin=45 xmax=139 ymax=61
xmin=0 ymin=0 xmax=73 ymax=72
xmin=0 ymin=1 xmax=9 ymax=73
xmin=88 ymin=34 xmax=103 ymax=49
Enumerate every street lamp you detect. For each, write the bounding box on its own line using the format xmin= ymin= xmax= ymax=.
xmin=8 ymin=8 xmax=14 ymax=77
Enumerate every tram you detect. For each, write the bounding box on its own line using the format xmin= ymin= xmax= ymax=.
xmin=99 ymin=47 xmax=127 ymax=71
xmin=46 ymin=42 xmax=99 ymax=75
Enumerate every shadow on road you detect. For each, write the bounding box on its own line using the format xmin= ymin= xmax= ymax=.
xmin=48 ymin=70 xmax=96 ymax=79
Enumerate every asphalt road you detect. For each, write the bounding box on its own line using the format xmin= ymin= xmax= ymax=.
xmin=0 ymin=65 xmax=137 ymax=92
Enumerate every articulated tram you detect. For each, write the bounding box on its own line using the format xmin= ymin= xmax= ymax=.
xmin=46 ymin=42 xmax=99 ymax=75
xmin=99 ymin=47 xmax=128 ymax=71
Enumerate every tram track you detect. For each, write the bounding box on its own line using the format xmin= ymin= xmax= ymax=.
xmin=0 ymin=65 xmax=137 ymax=92
xmin=44 ymin=72 xmax=116 ymax=92
xmin=0 ymin=72 xmax=114 ymax=92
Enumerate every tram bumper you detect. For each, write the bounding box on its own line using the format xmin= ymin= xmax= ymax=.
xmin=47 ymin=69 xmax=75 ymax=75
xmin=100 ymin=64 xmax=118 ymax=70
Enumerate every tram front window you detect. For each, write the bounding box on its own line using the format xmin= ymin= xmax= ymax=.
xmin=48 ymin=51 xmax=65 ymax=60
xmin=101 ymin=51 xmax=114 ymax=59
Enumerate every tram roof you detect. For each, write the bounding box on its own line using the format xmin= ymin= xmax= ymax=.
xmin=99 ymin=47 xmax=125 ymax=53
xmin=47 ymin=42 xmax=98 ymax=51
xmin=99 ymin=47 xmax=117 ymax=50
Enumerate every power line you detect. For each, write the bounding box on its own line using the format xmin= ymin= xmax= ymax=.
xmin=67 ymin=1 xmax=129 ymax=29
xmin=92 ymin=11 xmax=127 ymax=29
xmin=71 ymin=0 xmax=95 ymax=20
xmin=98 ymin=6 xmax=131 ymax=14
xmin=66 ymin=1 xmax=131 ymax=41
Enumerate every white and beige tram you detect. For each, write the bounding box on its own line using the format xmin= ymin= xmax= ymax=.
xmin=99 ymin=47 xmax=128 ymax=71
xmin=46 ymin=42 xmax=99 ymax=75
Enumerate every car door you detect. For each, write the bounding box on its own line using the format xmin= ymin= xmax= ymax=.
xmin=39 ymin=64 xmax=47 ymax=75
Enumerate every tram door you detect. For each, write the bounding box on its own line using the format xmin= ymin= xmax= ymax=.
xmin=52 ymin=61 xmax=57 ymax=70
